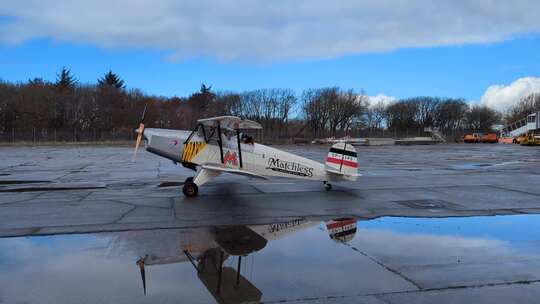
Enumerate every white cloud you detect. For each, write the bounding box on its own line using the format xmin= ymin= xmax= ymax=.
xmin=1 ymin=1 xmax=540 ymax=62
xmin=480 ymin=77 xmax=540 ymax=112
xmin=368 ymin=94 xmax=396 ymax=108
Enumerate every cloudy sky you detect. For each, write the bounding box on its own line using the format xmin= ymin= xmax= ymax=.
xmin=1 ymin=0 xmax=540 ymax=111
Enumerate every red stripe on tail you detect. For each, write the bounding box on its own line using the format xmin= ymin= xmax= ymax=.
xmin=326 ymin=157 xmax=358 ymax=168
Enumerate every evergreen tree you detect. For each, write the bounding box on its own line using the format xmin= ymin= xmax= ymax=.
xmin=98 ymin=70 xmax=125 ymax=89
xmin=55 ymin=67 xmax=78 ymax=91
xmin=28 ymin=77 xmax=45 ymax=85
xmin=200 ymin=83 xmax=212 ymax=94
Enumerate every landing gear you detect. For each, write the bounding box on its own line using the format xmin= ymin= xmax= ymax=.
xmin=324 ymin=181 xmax=332 ymax=191
xmin=182 ymin=177 xmax=198 ymax=197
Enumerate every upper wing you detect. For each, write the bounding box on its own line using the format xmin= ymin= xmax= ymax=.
xmin=201 ymin=164 xmax=268 ymax=180
xmin=197 ymin=116 xmax=263 ymax=130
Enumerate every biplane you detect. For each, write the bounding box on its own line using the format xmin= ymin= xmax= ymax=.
xmin=133 ymin=106 xmax=360 ymax=197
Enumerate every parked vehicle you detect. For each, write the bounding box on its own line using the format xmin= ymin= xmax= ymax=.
xmin=514 ymin=133 xmax=528 ymax=144
xmin=463 ymin=133 xmax=482 ymax=143
xmin=520 ymin=132 xmax=540 ymax=146
xmin=481 ymin=133 xmax=498 ymax=143
xmin=498 ymin=137 xmax=514 ymax=144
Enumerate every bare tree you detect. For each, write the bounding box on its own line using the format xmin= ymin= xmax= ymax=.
xmin=434 ymin=99 xmax=468 ymax=133
xmin=465 ymin=105 xmax=501 ymax=131
xmin=506 ymin=93 xmax=540 ymax=122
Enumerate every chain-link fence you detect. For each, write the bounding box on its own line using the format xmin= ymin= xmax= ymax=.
xmin=0 ymin=128 xmax=135 ymax=143
xmin=0 ymin=127 xmax=469 ymax=144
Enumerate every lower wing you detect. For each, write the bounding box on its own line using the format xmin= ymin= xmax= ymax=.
xmin=201 ymin=164 xmax=268 ymax=180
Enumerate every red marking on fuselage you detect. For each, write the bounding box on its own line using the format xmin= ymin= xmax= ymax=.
xmin=224 ymin=151 xmax=238 ymax=167
xmin=326 ymin=157 xmax=358 ymax=168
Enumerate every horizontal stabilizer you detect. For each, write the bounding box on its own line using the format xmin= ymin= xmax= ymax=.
xmin=325 ymin=168 xmax=362 ymax=177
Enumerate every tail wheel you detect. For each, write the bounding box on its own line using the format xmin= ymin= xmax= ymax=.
xmin=324 ymin=182 xmax=332 ymax=191
xmin=183 ymin=177 xmax=198 ymax=197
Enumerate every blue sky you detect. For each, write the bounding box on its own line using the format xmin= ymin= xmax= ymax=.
xmin=1 ymin=35 xmax=539 ymax=100
xmin=1 ymin=1 xmax=540 ymax=110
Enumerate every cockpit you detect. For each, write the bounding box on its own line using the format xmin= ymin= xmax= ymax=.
xmin=195 ymin=125 xmax=255 ymax=145
xmin=240 ymin=133 xmax=254 ymax=144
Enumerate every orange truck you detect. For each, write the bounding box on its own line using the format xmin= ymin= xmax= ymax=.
xmin=463 ymin=133 xmax=498 ymax=143
xmin=481 ymin=133 xmax=498 ymax=143
xmin=463 ymin=133 xmax=482 ymax=143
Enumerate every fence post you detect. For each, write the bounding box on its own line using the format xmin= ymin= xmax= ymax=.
xmin=12 ymin=128 xmax=14 ymax=143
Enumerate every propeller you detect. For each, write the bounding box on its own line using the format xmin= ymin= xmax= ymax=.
xmin=136 ymin=256 xmax=148 ymax=295
xmin=132 ymin=104 xmax=148 ymax=162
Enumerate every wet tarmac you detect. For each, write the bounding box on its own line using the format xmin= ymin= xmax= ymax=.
xmin=1 ymin=144 xmax=540 ymax=303
xmin=4 ymin=215 xmax=540 ymax=303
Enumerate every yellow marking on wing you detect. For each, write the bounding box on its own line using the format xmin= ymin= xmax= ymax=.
xmin=182 ymin=142 xmax=207 ymax=162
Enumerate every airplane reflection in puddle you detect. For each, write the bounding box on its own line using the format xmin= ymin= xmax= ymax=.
xmin=109 ymin=218 xmax=357 ymax=303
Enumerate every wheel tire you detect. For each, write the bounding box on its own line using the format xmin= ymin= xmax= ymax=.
xmin=325 ymin=183 xmax=332 ymax=191
xmin=182 ymin=182 xmax=198 ymax=197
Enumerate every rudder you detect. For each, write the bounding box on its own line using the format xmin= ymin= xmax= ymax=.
xmin=325 ymin=142 xmax=358 ymax=176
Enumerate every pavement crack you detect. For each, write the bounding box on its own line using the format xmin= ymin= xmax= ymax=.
xmin=263 ymin=280 xmax=540 ymax=303
xmin=488 ymin=185 xmax=540 ymax=197
xmin=343 ymin=243 xmax=423 ymax=290
xmin=112 ymin=205 xmax=138 ymax=224
xmin=78 ymin=191 xmax=94 ymax=201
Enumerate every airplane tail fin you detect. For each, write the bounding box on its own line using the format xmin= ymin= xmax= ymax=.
xmin=325 ymin=142 xmax=359 ymax=180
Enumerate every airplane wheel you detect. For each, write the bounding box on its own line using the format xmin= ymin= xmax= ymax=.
xmin=182 ymin=182 xmax=198 ymax=197
xmin=324 ymin=183 xmax=332 ymax=191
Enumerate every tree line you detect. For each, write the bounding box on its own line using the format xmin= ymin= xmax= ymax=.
xmin=0 ymin=68 xmax=538 ymax=142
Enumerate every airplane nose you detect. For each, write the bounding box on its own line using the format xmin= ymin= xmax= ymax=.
xmin=142 ymin=129 xmax=155 ymax=145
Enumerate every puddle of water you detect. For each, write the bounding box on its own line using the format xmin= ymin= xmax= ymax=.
xmin=0 ymin=186 xmax=105 ymax=192
xmin=0 ymin=180 xmax=49 ymax=185
xmin=2 ymin=215 xmax=540 ymax=303
xmin=450 ymin=161 xmax=523 ymax=170
xmin=158 ymin=181 xmax=184 ymax=188
xmin=450 ymin=163 xmax=491 ymax=170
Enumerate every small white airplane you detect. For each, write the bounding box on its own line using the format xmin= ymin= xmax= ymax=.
xmin=133 ymin=106 xmax=361 ymax=197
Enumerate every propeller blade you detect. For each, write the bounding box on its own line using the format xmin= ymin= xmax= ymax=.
xmin=132 ymin=123 xmax=145 ymax=162
xmin=136 ymin=258 xmax=147 ymax=296
xmin=140 ymin=104 xmax=148 ymax=124
xmin=132 ymin=104 xmax=148 ymax=162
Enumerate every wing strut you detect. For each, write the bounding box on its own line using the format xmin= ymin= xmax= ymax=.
xmin=236 ymin=129 xmax=243 ymax=168
xmin=217 ymin=122 xmax=224 ymax=164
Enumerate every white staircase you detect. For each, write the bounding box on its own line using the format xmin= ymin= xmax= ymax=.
xmin=503 ymin=112 xmax=539 ymax=137
xmin=424 ymin=127 xmax=446 ymax=142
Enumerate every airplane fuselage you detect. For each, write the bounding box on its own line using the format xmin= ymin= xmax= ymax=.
xmin=143 ymin=128 xmax=349 ymax=182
